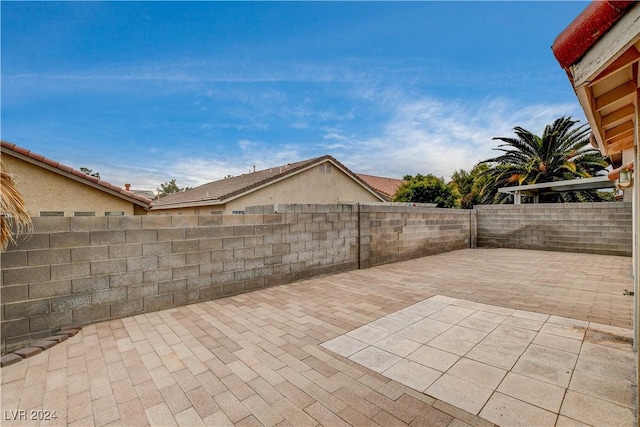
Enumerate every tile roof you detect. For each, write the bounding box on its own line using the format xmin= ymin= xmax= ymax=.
xmin=356 ymin=174 xmax=406 ymax=201
xmin=152 ymin=155 xmax=384 ymax=209
xmin=1 ymin=140 xmax=153 ymax=208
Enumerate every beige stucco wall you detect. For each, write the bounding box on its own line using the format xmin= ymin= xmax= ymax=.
xmin=150 ymin=162 xmax=381 ymax=215
xmin=3 ymin=154 xmax=136 ymax=217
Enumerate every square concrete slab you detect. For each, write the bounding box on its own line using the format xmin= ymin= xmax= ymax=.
xmin=382 ymin=359 xmax=442 ymax=392
xmin=373 ymin=334 xmax=421 ymax=358
xmin=320 ymin=335 xmax=368 ymax=358
xmin=560 ymin=390 xmax=635 ymax=427
xmin=346 ymin=325 xmax=389 ymax=345
xmin=480 ymin=392 xmax=558 ymax=427
xmin=512 ymin=344 xmax=578 ymax=388
xmin=349 ymin=346 xmax=401 ymax=373
xmin=569 ymin=368 xmax=635 ymax=409
xmin=497 ymin=372 xmax=566 ymax=413
xmin=532 ymin=332 xmax=583 ymax=354
xmin=426 ymin=373 xmax=494 ymax=415
xmin=367 ymin=317 xmax=407 ymax=334
xmin=539 ymin=323 xmax=586 ymax=341
xmin=428 ymin=305 xmax=475 ymax=324
xmin=502 ymin=316 xmax=544 ymax=331
xmin=407 ymin=345 xmax=460 ymax=372
xmin=447 ymin=358 xmax=507 ymax=390
xmin=465 ymin=344 xmax=521 ymax=371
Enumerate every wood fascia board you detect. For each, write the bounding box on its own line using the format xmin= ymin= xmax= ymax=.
xmin=571 ymin=3 xmax=640 ymax=87
xmin=607 ymin=136 xmax=635 ymax=153
xmin=590 ymin=46 xmax=640 ymax=85
xmin=595 ymin=81 xmax=636 ymax=111
xmin=4 ymin=149 xmax=150 ymax=208
xmin=575 ymin=86 xmax=607 ymax=155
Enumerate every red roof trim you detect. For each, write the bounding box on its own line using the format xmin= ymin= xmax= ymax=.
xmin=552 ymin=1 xmax=635 ymax=72
xmin=1 ymin=140 xmax=153 ymax=208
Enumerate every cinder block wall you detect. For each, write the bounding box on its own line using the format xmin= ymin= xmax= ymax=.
xmin=475 ymin=202 xmax=633 ymax=256
xmin=1 ymin=204 xmax=468 ymax=352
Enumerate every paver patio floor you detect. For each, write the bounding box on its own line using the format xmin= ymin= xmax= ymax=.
xmin=1 ymin=248 xmax=635 ymax=426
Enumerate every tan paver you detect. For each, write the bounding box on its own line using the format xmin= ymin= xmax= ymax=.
xmin=0 ymin=249 xmax=635 ymax=427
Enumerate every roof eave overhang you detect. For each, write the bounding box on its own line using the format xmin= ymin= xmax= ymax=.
xmin=3 ymin=148 xmax=152 ymax=210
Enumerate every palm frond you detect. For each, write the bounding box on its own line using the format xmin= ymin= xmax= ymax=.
xmin=1 ymin=160 xmax=32 ymax=250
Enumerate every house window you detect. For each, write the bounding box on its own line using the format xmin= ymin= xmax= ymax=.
xmin=232 ymin=210 xmax=245 ymax=215
xmin=210 ymin=210 xmax=223 ymax=215
xmin=74 ymin=211 xmax=95 ymax=217
xmin=40 ymin=211 xmax=64 ymax=217
xmin=104 ymin=211 xmax=125 ymax=216
xmin=319 ymin=164 xmax=332 ymax=174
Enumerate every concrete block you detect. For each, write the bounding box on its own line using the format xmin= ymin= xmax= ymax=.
xmin=254 ymin=245 xmax=273 ymax=257
xmin=4 ymin=299 xmax=51 ymax=320
xmin=172 ymin=240 xmax=199 ymax=253
xmin=186 ymin=251 xmax=211 ymax=265
xmin=110 ymin=243 xmax=143 ymax=258
xmin=243 ymin=236 xmax=263 ymax=247
xmin=110 ymin=271 xmax=144 ymax=288
xmin=185 ymin=227 xmax=210 ymax=240
xmin=1 ymin=251 xmax=27 ymax=268
xmin=211 ymin=272 xmax=234 ymax=286
xmin=200 ymin=261 xmax=224 ymax=275
xmin=223 ymin=237 xmax=244 ymax=249
xmin=51 ymin=294 xmax=91 ymax=312
xmin=199 ymin=284 xmax=224 ymax=301
xmin=272 ymin=243 xmax=290 ymax=255
xmin=73 ymin=305 xmax=110 ymax=324
xmin=127 ymin=283 xmax=158 ymax=300
xmin=71 ymin=246 xmax=109 ymax=262
xmin=222 ymin=215 xmax=244 ymax=225
xmin=172 ymin=265 xmax=199 ymax=280
xmin=91 ymin=259 xmax=127 ymax=276
xmin=72 ymin=275 xmax=109 ymax=293
xmin=6 ymin=234 xmax=50 ymax=251
xmin=14 ymin=347 xmax=42 ymax=358
xmin=141 ymin=215 xmax=172 ymax=229
xmin=1 ymin=285 xmax=28 ymax=304
xmin=127 ymin=256 xmax=158 ymax=272
xmin=187 ymin=275 xmax=212 ymax=290
xmin=108 ymin=216 xmax=142 ymax=230
xmin=173 ymin=290 xmax=199 ymax=306
xmin=158 ymin=253 xmax=186 ymax=268
xmin=244 ymin=258 xmax=265 ymax=269
xmin=142 ymin=242 xmax=173 ymax=256
xmin=126 ymin=229 xmax=158 ymax=243
xmin=144 ymin=294 xmax=174 ymax=311
xmin=211 ymin=249 xmax=234 ymax=261
xmin=264 ymin=255 xmax=282 ymax=266
xmin=3 ymin=265 xmax=51 ymax=286
xmin=171 ymin=215 xmax=199 ymax=228
xmin=92 ymin=288 xmax=127 ymax=305
xmin=234 ymin=247 xmax=254 ymax=259
xmin=223 ymin=260 xmax=244 ymax=272
xmin=211 ymin=226 xmax=234 ymax=238
xmin=50 ymin=232 xmax=91 ymax=248
xmin=158 ymin=228 xmax=185 ymax=241
xmin=198 ymin=215 xmax=223 ymax=226
xmin=91 ymin=230 xmax=126 ymax=245
xmin=70 ymin=217 xmax=108 ymax=232
xmin=143 ymin=268 xmax=173 ymax=283
xmin=199 ymin=238 xmax=223 ymax=251
xmin=27 ymin=248 xmax=71 ymax=265
xmin=32 ymin=217 xmax=71 ymax=233
xmin=29 ymin=280 xmax=71 ymax=299
xmin=233 ymin=225 xmax=255 ymax=236
xmin=158 ymin=279 xmax=186 ymax=295
xmin=223 ymin=281 xmax=245 ymax=296
xmin=111 ymin=299 xmax=144 ymax=317
xmin=1 ymin=319 xmax=29 ymax=337
xmin=1 ymin=353 xmax=23 ymax=367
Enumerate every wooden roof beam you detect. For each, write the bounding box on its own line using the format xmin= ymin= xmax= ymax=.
xmin=595 ymin=81 xmax=636 ymax=111
xmin=607 ymin=135 xmax=635 ymax=153
xmin=602 ymin=104 xmax=636 ymax=128
xmin=605 ymin=120 xmax=634 ymax=140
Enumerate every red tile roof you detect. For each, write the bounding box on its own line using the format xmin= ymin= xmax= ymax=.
xmin=152 ymin=155 xmax=385 ymax=209
xmin=552 ymin=1 xmax=635 ymax=72
xmin=356 ymin=174 xmax=405 ymax=201
xmin=1 ymin=140 xmax=153 ymax=208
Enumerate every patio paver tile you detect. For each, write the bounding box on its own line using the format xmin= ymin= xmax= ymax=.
xmin=560 ymin=390 xmax=634 ymax=427
xmin=447 ymin=358 xmax=506 ymax=390
xmin=497 ymin=372 xmax=566 ymax=413
xmin=406 ymin=345 xmax=460 ymax=372
xmin=479 ymin=392 xmax=558 ymax=427
xmin=425 ymin=373 xmax=493 ymax=415
xmin=349 ymin=347 xmax=401 ymax=373
xmin=382 ymin=359 xmax=441 ymax=392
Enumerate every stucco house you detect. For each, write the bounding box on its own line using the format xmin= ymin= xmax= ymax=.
xmin=1 ymin=140 xmax=152 ymax=217
xmin=552 ymin=0 xmax=639 ymax=416
xmin=150 ymin=155 xmax=385 ymax=215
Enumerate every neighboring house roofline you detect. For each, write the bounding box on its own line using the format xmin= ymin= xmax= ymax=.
xmin=151 ymin=155 xmax=385 ymax=210
xmin=356 ymin=173 xmax=406 ymax=202
xmin=1 ymin=140 xmax=153 ymax=209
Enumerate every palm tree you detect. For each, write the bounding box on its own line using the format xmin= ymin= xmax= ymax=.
xmin=1 ymin=160 xmax=32 ymax=250
xmin=478 ymin=116 xmax=610 ymax=203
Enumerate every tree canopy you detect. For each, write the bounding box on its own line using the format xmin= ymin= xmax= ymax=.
xmin=477 ymin=116 xmax=610 ymax=203
xmin=393 ymin=174 xmax=457 ymax=208
xmin=156 ymin=179 xmax=191 ymax=198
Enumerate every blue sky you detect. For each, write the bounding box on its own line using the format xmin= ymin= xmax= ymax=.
xmin=2 ymin=1 xmax=589 ymax=190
